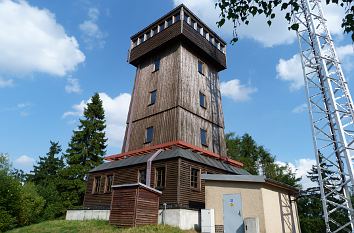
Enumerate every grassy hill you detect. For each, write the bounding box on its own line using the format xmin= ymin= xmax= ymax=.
xmin=6 ymin=220 xmax=197 ymax=233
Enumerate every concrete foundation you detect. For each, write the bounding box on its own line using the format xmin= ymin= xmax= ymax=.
xmin=65 ymin=210 xmax=110 ymax=221
xmin=158 ymin=209 xmax=200 ymax=230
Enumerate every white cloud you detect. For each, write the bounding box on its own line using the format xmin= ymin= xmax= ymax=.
xmin=79 ymin=8 xmax=106 ymax=49
xmin=220 ymin=79 xmax=257 ymax=102
xmin=276 ymin=54 xmax=304 ymax=91
xmin=292 ymin=103 xmax=307 ymax=114
xmin=65 ymin=78 xmax=82 ymax=94
xmin=276 ymin=44 xmax=353 ymax=91
xmin=0 ymin=0 xmax=85 ymax=76
xmin=63 ymin=92 xmax=131 ymax=149
xmin=14 ymin=155 xmax=35 ymax=168
xmin=173 ymin=0 xmax=347 ymax=47
xmin=0 ymin=77 xmax=14 ymax=88
xmin=277 ymin=158 xmax=317 ymax=189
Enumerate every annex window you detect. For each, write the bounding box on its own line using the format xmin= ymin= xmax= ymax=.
xmin=200 ymin=128 xmax=207 ymax=146
xmin=199 ymin=92 xmax=206 ymax=108
xmin=145 ymin=126 xmax=154 ymax=143
xmin=138 ymin=169 xmax=147 ymax=185
xmin=155 ymin=167 xmax=166 ymax=189
xmin=190 ymin=168 xmax=200 ymax=189
xmin=93 ymin=176 xmax=101 ymax=194
xmin=153 ymin=58 xmax=160 ymax=71
xmin=149 ymin=90 xmax=157 ymax=105
xmin=104 ymin=175 xmax=113 ymax=193
xmin=198 ymin=61 xmax=204 ymax=75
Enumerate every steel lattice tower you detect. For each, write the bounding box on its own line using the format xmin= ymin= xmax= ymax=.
xmin=295 ymin=0 xmax=354 ymax=232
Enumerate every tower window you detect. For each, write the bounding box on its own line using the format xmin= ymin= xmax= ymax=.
xmin=199 ymin=92 xmax=206 ymax=108
xmin=198 ymin=61 xmax=204 ymax=75
xmin=152 ymin=27 xmax=158 ymax=36
xmin=149 ymin=90 xmax=157 ymax=105
xmin=159 ymin=22 xmax=165 ymax=31
xmin=138 ymin=169 xmax=147 ymax=185
xmin=155 ymin=167 xmax=166 ymax=189
xmin=174 ymin=13 xmax=180 ymax=22
xmin=167 ymin=17 xmax=173 ymax=27
xmin=190 ymin=168 xmax=200 ymax=189
xmin=153 ymin=58 xmax=160 ymax=71
xmin=200 ymin=128 xmax=207 ymax=146
xmin=145 ymin=126 xmax=154 ymax=143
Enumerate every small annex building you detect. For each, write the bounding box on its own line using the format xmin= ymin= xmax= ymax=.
xmin=202 ymin=174 xmax=301 ymax=233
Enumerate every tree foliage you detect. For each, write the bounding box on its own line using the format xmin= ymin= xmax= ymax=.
xmin=225 ymin=133 xmax=301 ymax=187
xmin=59 ymin=93 xmax=107 ymax=207
xmin=216 ymin=0 xmax=354 ymax=43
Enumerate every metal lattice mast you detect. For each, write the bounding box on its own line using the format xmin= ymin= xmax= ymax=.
xmin=295 ymin=0 xmax=354 ymax=232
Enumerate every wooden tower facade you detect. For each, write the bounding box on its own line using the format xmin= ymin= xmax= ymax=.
xmin=122 ymin=5 xmax=228 ymax=157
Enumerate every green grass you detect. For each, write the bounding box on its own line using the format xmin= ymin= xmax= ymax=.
xmin=6 ymin=220 xmax=197 ymax=233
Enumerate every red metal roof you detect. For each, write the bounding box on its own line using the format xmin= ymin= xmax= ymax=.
xmin=105 ymin=140 xmax=244 ymax=168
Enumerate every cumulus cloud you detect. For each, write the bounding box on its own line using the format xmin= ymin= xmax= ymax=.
xmin=292 ymin=103 xmax=307 ymax=114
xmin=63 ymin=92 xmax=131 ymax=149
xmin=79 ymin=8 xmax=106 ymax=49
xmin=0 ymin=77 xmax=14 ymax=88
xmin=173 ymin=0 xmax=347 ymax=47
xmin=276 ymin=44 xmax=353 ymax=91
xmin=276 ymin=54 xmax=303 ymax=91
xmin=0 ymin=0 xmax=85 ymax=76
xmin=277 ymin=158 xmax=317 ymax=189
xmin=220 ymin=79 xmax=257 ymax=102
xmin=65 ymin=78 xmax=82 ymax=94
xmin=14 ymin=155 xmax=35 ymax=168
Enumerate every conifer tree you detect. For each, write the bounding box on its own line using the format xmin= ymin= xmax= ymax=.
xmin=60 ymin=93 xmax=107 ymax=206
xmin=29 ymin=141 xmax=63 ymax=185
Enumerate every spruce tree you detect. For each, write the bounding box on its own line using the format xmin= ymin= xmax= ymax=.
xmin=60 ymin=93 xmax=107 ymax=206
xmin=29 ymin=141 xmax=63 ymax=185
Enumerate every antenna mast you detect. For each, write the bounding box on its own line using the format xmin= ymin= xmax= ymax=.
xmin=295 ymin=0 xmax=354 ymax=232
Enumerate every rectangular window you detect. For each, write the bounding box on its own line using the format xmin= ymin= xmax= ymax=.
xmin=190 ymin=168 xmax=200 ymax=189
xmin=198 ymin=61 xmax=204 ymax=75
xmin=105 ymin=175 xmax=113 ymax=193
xmin=155 ymin=167 xmax=166 ymax=189
xmin=149 ymin=90 xmax=157 ymax=105
xmin=197 ymin=24 xmax=202 ymax=34
xmin=146 ymin=32 xmax=150 ymax=40
xmin=138 ymin=169 xmax=147 ymax=185
xmin=167 ymin=17 xmax=173 ymax=27
xmin=174 ymin=13 xmax=180 ymax=22
xmin=159 ymin=22 xmax=165 ymax=31
xmin=145 ymin=126 xmax=154 ymax=143
xmin=191 ymin=19 xmax=196 ymax=28
xmin=93 ymin=176 xmax=101 ymax=194
xmin=139 ymin=35 xmax=144 ymax=44
xmin=152 ymin=27 xmax=158 ymax=36
xmin=200 ymin=128 xmax=207 ymax=146
xmin=199 ymin=92 xmax=206 ymax=108
xmin=153 ymin=58 xmax=160 ymax=71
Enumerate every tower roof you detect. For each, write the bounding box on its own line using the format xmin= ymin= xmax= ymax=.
xmin=128 ymin=4 xmax=227 ymax=71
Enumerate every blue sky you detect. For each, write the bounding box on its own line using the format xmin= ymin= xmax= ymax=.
xmin=0 ymin=0 xmax=352 ymax=187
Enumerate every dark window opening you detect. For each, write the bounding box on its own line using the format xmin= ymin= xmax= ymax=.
xmin=191 ymin=19 xmax=196 ymax=28
xmin=201 ymin=128 xmax=207 ymax=146
xmin=199 ymin=92 xmax=206 ymax=108
xmin=155 ymin=167 xmax=166 ymax=189
xmin=152 ymin=27 xmax=158 ymax=36
xmin=145 ymin=126 xmax=154 ymax=143
xmin=149 ymin=90 xmax=157 ymax=105
xmin=197 ymin=24 xmax=202 ymax=34
xmin=105 ymin=175 xmax=113 ymax=193
xmin=139 ymin=35 xmax=144 ymax=44
xmin=167 ymin=17 xmax=173 ymax=27
xmin=198 ymin=61 xmax=204 ymax=75
xmin=159 ymin=22 xmax=165 ymax=31
xmin=174 ymin=13 xmax=180 ymax=22
xmin=138 ymin=169 xmax=146 ymax=185
xmin=190 ymin=168 xmax=199 ymax=189
xmin=93 ymin=176 xmax=101 ymax=194
xmin=183 ymin=14 xmax=189 ymax=23
xmin=189 ymin=201 xmax=205 ymax=209
xmin=146 ymin=32 xmax=150 ymax=40
xmin=153 ymin=58 xmax=160 ymax=71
